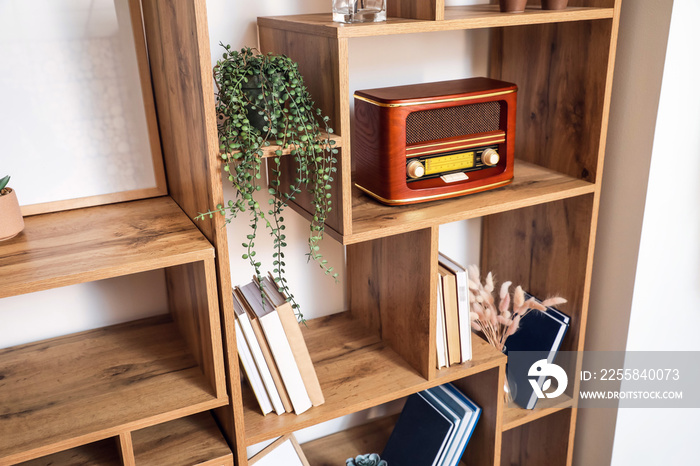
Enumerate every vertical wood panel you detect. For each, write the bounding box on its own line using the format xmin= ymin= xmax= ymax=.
xmin=347 ymin=227 xmax=437 ymax=379
xmin=387 ymin=0 xmax=444 ymax=21
xmin=118 ymin=433 xmax=136 ymax=466
xmin=490 ymin=20 xmax=612 ymax=183
xmin=452 ymin=365 xmax=505 ymax=466
xmin=140 ymin=1 xmax=242 ymax=462
xmin=258 ymin=26 xmax=351 ymax=236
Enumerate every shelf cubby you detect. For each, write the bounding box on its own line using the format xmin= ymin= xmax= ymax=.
xmin=500 ymin=408 xmax=573 ymax=466
xmin=0 ymin=197 xmax=214 ymax=299
xmin=15 ymin=438 xmax=122 ymax=466
xmin=0 ymin=316 xmax=228 ymax=465
xmin=502 ymin=395 xmax=575 ymax=432
xmin=242 ymin=311 xmax=506 ymax=446
xmin=131 ymin=412 xmax=234 ymax=465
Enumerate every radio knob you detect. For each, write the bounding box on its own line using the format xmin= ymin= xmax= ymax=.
xmin=406 ymin=160 xmax=425 ymax=179
xmin=482 ymin=149 xmax=500 ymax=166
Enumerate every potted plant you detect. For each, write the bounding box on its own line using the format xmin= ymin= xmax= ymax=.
xmin=196 ymin=46 xmax=338 ymax=320
xmin=0 ymin=175 xmax=25 ymax=241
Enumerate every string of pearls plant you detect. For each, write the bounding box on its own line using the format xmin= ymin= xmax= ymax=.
xmin=196 ymin=45 xmax=339 ymax=321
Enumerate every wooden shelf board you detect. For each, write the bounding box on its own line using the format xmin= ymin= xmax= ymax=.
xmin=16 ymin=438 xmax=122 ymax=466
xmin=501 ymin=393 xmax=574 ymax=431
xmin=346 ymin=159 xmax=595 ymax=244
xmin=301 ymin=415 xmax=398 ymax=465
xmin=258 ymin=6 xmax=613 ymax=39
xmin=132 ymin=412 xmax=233 ymax=466
xmin=0 ymin=196 xmax=214 ymax=299
xmin=242 ymin=311 xmax=505 ymax=445
xmin=0 ymin=316 xmax=228 ymax=465
xmin=223 ymin=131 xmax=342 ymax=159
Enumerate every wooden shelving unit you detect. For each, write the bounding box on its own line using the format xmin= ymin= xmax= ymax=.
xmin=1 ymin=0 xmax=621 ymax=464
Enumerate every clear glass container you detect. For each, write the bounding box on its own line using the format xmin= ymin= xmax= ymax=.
xmin=332 ymin=0 xmax=387 ymax=23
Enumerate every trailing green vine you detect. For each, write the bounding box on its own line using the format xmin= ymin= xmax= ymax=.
xmin=195 ymin=45 xmax=338 ymax=321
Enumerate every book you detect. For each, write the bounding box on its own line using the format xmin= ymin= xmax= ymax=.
xmin=438 ymin=253 xmax=472 ymax=362
xmin=434 ymin=383 xmax=481 ymax=466
xmin=261 ymin=276 xmax=325 ymax=407
xmin=438 ymin=264 xmax=461 ymax=365
xmin=234 ymin=320 xmax=273 ymax=415
xmin=503 ymin=293 xmax=570 ymax=409
xmin=233 ymin=289 xmax=289 ymax=414
xmin=381 ymin=391 xmax=455 ymax=466
xmin=240 ymin=282 xmax=312 ymax=415
xmin=436 ymin=273 xmax=448 ymax=369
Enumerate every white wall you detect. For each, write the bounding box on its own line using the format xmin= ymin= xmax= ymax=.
xmin=610 ymin=0 xmax=700 ymax=464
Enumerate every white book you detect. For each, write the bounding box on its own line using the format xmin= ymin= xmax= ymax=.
xmin=240 ymin=282 xmax=312 ymax=415
xmin=235 ymin=320 xmax=273 ymax=415
xmin=436 ymin=273 xmax=448 ymax=369
xmin=233 ymin=293 xmax=285 ymax=415
xmin=439 ymin=253 xmax=473 ymax=362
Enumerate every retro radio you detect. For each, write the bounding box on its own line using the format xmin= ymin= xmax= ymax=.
xmin=354 ymin=77 xmax=517 ymax=205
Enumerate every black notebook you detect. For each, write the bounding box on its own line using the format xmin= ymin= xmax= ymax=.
xmin=381 ymin=391 xmax=455 ymax=466
xmin=503 ymin=293 xmax=570 ymax=409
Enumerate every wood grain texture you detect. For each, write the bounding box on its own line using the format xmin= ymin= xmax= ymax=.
xmin=347 ymin=228 xmax=437 ymax=379
xmin=489 ymin=19 xmax=612 ymax=183
xmin=0 ymin=316 xmax=227 ymax=464
xmin=15 ymin=439 xmax=122 ymax=466
xmin=257 ymin=6 xmax=613 ymax=39
xmin=242 ymin=311 xmax=505 ymax=445
xmin=131 ymin=412 xmax=233 ymax=466
xmin=166 ymin=259 xmax=227 ymax=400
xmin=0 ymin=196 xmax=213 ymax=299
xmin=141 ymin=1 xmax=242 ymax=459
xmin=502 ymin=394 xmax=574 ymax=432
xmin=258 ymin=26 xmax=350 ymax=235
xmin=19 ymin=188 xmax=167 ymax=217
xmin=481 ymin=195 xmax=594 ymax=358
xmin=301 ymin=415 xmax=399 ymax=465
xmin=452 ymin=366 xmax=505 ymax=466
xmin=500 ymin=409 xmax=572 ymax=466
xmin=387 ymin=0 xmax=443 ymax=20
xmin=348 ymin=159 xmax=594 ymax=244
xmin=118 ymin=432 xmax=136 ymax=466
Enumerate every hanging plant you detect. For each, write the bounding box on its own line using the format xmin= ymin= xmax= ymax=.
xmin=196 ymin=45 xmax=338 ymax=321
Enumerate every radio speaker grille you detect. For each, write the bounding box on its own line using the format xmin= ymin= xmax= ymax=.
xmin=405 ymin=101 xmax=501 ymax=145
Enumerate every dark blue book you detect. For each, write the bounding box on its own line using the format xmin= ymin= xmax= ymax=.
xmin=431 ymin=384 xmax=481 ymax=466
xmin=381 ymin=391 xmax=455 ymax=466
xmin=503 ymin=293 xmax=570 ymax=409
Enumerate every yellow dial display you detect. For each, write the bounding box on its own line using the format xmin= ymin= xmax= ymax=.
xmin=424 ymin=151 xmax=475 ymax=175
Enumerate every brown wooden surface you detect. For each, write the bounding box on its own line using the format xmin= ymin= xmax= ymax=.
xmin=16 ymin=439 xmax=122 ymax=466
xmin=257 ymin=6 xmax=613 ymax=39
xmin=166 ymin=259 xmax=227 ymax=400
xmin=225 ymin=131 xmax=342 ymax=159
xmin=347 ymin=228 xmax=437 ymax=379
xmin=502 ymin=394 xmax=574 ymax=431
xmin=258 ymin=26 xmax=350 ymax=235
xmin=387 ymin=0 xmax=443 ymax=21
xmin=0 ymin=316 xmax=227 ymax=464
xmin=453 ymin=366 xmax=505 ymax=466
xmin=132 ymin=412 xmax=234 ymax=466
xmin=242 ymin=311 xmax=505 ymax=445
xmin=501 ymin=409 xmax=572 ymax=466
xmin=0 ymin=197 xmax=213 ymax=299
xmin=301 ymin=415 xmax=398 ymax=465
xmin=490 ymin=20 xmax=612 ymax=183
xmin=141 ymin=1 xmax=242 ymax=460
xmin=348 ymin=159 xmax=594 ymax=244
xmin=118 ymin=432 xmax=136 ymax=466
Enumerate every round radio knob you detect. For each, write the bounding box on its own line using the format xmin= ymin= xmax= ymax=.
xmin=406 ymin=159 xmax=425 ymax=179
xmin=482 ymin=149 xmax=500 ymax=166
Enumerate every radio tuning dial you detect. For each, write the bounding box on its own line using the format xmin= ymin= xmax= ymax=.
xmin=406 ymin=159 xmax=426 ymax=179
xmin=482 ymin=149 xmax=500 ymax=166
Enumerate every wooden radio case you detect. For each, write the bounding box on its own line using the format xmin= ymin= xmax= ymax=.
xmin=353 ymin=77 xmax=517 ymax=205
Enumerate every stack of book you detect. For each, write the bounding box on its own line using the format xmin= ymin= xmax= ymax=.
xmin=382 ymin=383 xmax=481 ymax=466
xmin=233 ymin=275 xmax=324 ymax=416
xmin=436 ymin=253 xmax=472 ymax=369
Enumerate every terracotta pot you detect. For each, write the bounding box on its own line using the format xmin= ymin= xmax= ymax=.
xmin=0 ymin=188 xmax=25 ymax=241
xmin=542 ymin=0 xmax=568 ymax=10
xmin=500 ymin=0 xmax=527 ymax=13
